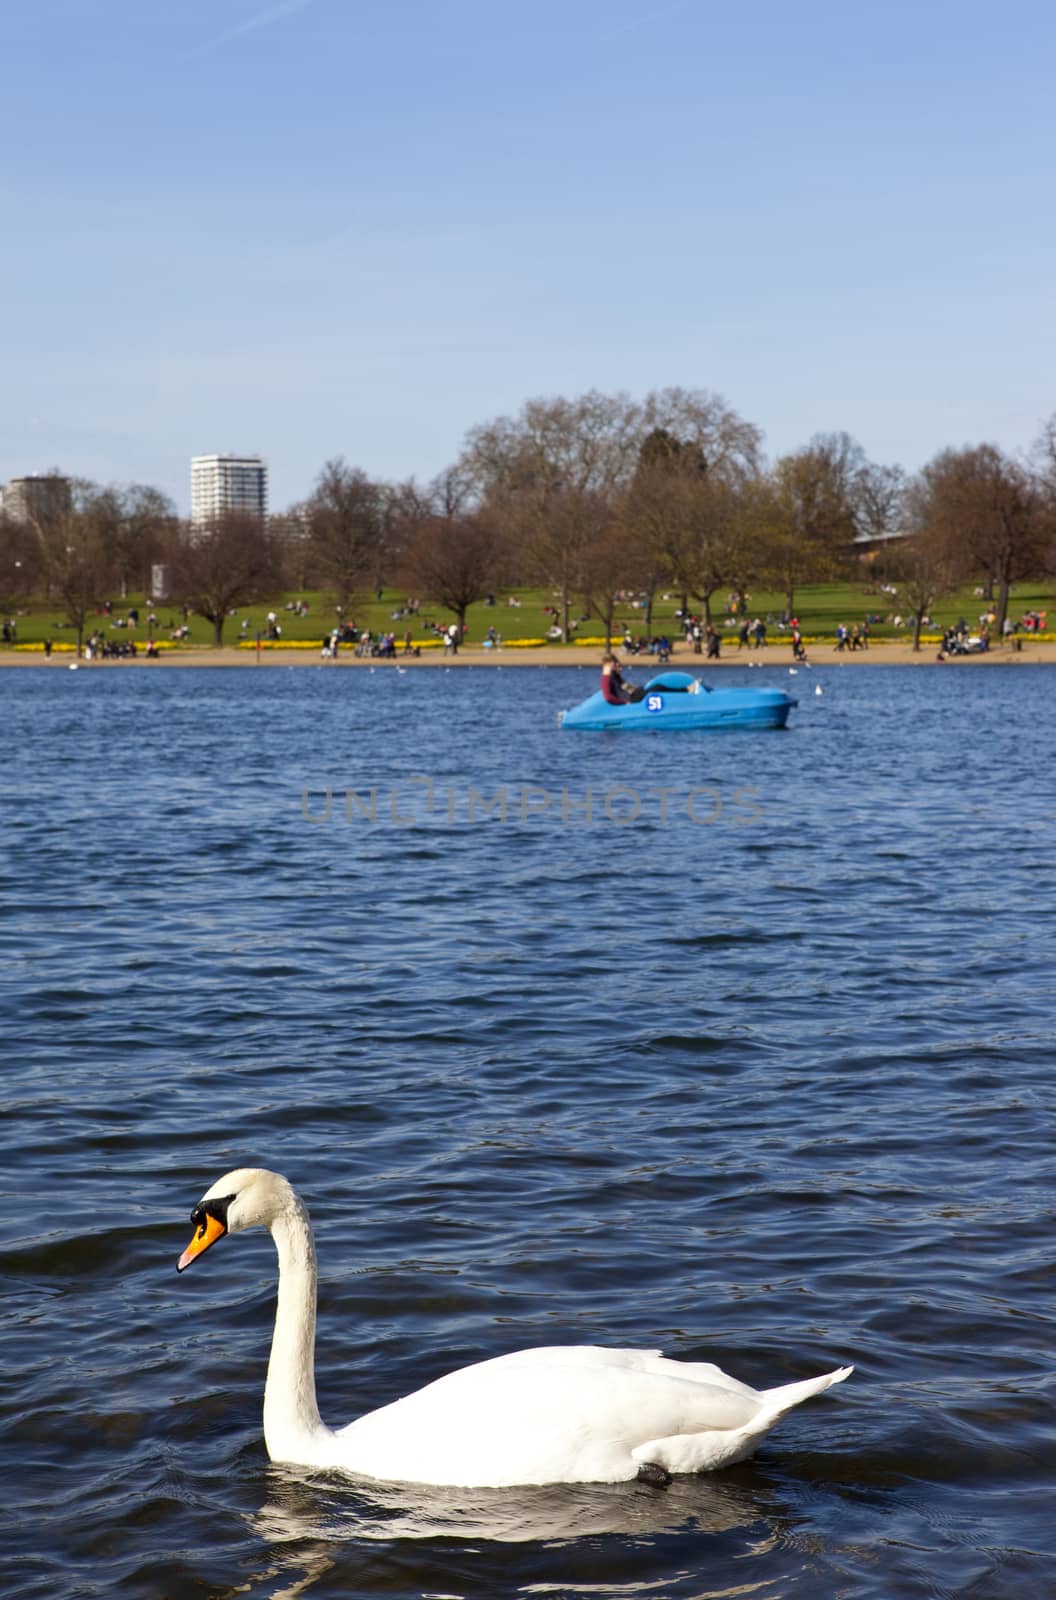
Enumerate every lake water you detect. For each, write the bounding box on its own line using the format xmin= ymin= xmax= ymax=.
xmin=1 ymin=660 xmax=1053 ymax=1599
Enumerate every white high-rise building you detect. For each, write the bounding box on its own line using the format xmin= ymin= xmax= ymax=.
xmin=190 ymin=454 xmax=268 ymax=527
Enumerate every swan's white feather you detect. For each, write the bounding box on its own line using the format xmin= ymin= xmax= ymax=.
xmin=330 ymin=1347 xmax=766 ymax=1485
xmin=182 ymin=1168 xmax=851 ymax=1488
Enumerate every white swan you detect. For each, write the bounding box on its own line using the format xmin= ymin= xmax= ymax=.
xmin=178 ymin=1168 xmax=852 ymax=1488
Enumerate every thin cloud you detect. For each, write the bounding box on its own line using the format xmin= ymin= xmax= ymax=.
xmin=181 ymin=0 xmax=315 ymax=63
xmin=598 ymin=1 xmax=691 ymax=44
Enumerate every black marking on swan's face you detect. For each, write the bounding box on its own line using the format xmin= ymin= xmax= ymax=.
xmin=190 ymin=1194 xmax=235 ymax=1237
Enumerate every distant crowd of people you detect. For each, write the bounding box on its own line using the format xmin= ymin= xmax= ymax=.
xmin=621 ymin=630 xmax=675 ymax=662
xmin=10 ymin=586 xmax=1052 ymax=663
xmin=320 ymin=624 xmax=424 ymax=659
xmin=937 ymin=624 xmax=990 ymax=659
xmin=833 ymin=622 xmax=870 ymax=651
xmin=83 ymin=634 xmax=155 ymax=660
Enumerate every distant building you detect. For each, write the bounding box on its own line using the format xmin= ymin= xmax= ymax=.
xmin=190 ymin=454 xmax=268 ymax=528
xmin=1 ymin=474 xmax=72 ymax=525
xmin=853 ymin=527 xmax=908 ymax=563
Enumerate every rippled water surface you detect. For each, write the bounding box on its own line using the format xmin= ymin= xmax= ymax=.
xmin=1 ymin=661 xmax=1053 ymax=1599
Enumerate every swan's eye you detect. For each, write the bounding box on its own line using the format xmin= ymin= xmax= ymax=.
xmin=192 ymin=1196 xmax=235 ymax=1232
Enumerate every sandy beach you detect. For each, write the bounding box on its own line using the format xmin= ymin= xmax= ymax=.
xmin=2 ymin=640 xmax=1053 ymax=668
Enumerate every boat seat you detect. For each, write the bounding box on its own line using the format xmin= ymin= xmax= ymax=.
xmin=643 ymin=672 xmax=709 ymax=694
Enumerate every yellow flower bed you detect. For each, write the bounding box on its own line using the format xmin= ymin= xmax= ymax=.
xmin=503 ymin=637 xmax=546 ymax=648
xmin=11 ymin=640 xmax=178 ymax=653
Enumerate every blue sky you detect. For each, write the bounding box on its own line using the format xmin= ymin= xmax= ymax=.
xmin=3 ymin=0 xmax=1054 ymax=512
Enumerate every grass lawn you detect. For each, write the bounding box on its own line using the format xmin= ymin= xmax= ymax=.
xmin=4 ymin=578 xmax=1053 ymax=652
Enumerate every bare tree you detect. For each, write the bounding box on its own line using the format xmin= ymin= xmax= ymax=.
xmin=0 ymin=514 xmax=38 ymax=621
xmin=625 ymin=455 xmax=757 ymax=628
xmin=902 ymin=553 xmax=957 ymax=651
xmin=270 ymin=503 xmax=313 ymax=592
xmin=519 ymin=487 xmax=626 ymax=643
xmin=578 ymin=506 xmax=655 ymax=648
xmin=918 ymin=445 xmax=1049 ymax=632
xmin=306 ymin=459 xmax=384 ymax=612
xmin=26 ymin=479 xmax=114 ymax=655
xmin=1029 ymin=412 xmax=1056 ymax=484
xmin=640 ymin=387 xmax=763 ymax=482
xmin=172 ymin=514 xmax=284 ymax=646
xmin=460 ymin=396 xmax=634 ymax=636
xmin=399 ymin=512 xmax=500 ymax=638
xmin=48 ymin=526 xmax=104 ymax=655
xmin=460 ymin=390 xmax=643 ymax=507
xmin=854 ymin=461 xmax=908 ymax=586
xmin=855 ymin=461 xmax=906 ymax=542
xmin=893 ymin=483 xmax=960 ymax=650
xmin=106 ymin=484 xmax=177 ymax=598
xmin=377 ymin=477 xmax=435 ymax=596
xmin=427 ymin=464 xmax=475 ymax=519
xmin=459 ymin=388 xmax=762 ymax=643
xmin=625 ymin=414 xmax=762 ymax=629
xmin=628 ymin=429 xmax=696 ymax=625
xmin=758 ymin=436 xmax=862 ymax=616
xmin=1027 ymin=416 xmax=1056 ymax=575
xmin=461 ymin=386 xmax=761 ymax=505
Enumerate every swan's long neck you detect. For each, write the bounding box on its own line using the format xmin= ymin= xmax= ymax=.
xmin=262 ymin=1190 xmax=333 ymax=1464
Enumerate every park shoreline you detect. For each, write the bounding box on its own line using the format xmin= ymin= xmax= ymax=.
xmin=2 ymin=641 xmax=1053 ymax=668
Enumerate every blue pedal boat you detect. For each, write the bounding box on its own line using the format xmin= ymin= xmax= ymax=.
xmin=560 ymin=671 xmax=796 ymax=731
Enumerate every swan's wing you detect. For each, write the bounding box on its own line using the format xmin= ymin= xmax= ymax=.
xmin=497 ymin=1345 xmax=763 ymax=1400
xmin=333 ymin=1348 xmax=763 ymax=1487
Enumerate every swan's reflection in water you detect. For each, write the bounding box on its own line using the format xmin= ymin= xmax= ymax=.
xmin=242 ymin=1468 xmax=779 ymax=1597
xmin=256 ymin=1465 xmax=771 ymax=1543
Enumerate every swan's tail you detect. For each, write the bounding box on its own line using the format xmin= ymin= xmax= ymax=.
xmin=758 ymin=1365 xmax=853 ymax=1422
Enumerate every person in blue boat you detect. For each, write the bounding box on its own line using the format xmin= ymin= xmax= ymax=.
xmin=601 ymin=653 xmax=644 ymax=704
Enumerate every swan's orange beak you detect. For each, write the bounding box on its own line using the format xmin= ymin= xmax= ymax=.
xmin=178 ymin=1211 xmax=226 ymax=1272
